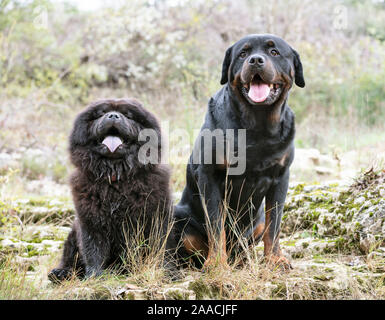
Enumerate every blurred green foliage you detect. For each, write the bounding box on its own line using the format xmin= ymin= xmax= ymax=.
xmin=1 ymin=0 xmax=384 ymax=124
xmin=0 ymin=0 xmax=384 ymax=166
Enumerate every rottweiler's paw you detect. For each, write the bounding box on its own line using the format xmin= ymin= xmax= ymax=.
xmin=202 ymin=257 xmax=231 ymax=273
xmin=265 ymin=254 xmax=293 ymax=271
xmin=48 ymin=268 xmax=73 ymax=284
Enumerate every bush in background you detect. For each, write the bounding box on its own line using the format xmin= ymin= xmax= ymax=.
xmin=0 ymin=0 xmax=384 ymax=185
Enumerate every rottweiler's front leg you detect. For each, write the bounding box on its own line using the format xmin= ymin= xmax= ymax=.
xmin=263 ymin=170 xmax=292 ymax=270
xmin=197 ymin=168 xmax=230 ymax=270
xmin=204 ymin=227 xmax=230 ymax=270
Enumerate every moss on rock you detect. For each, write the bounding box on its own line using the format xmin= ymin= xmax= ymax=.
xmin=282 ymin=169 xmax=385 ymax=254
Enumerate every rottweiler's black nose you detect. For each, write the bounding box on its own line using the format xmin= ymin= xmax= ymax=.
xmin=106 ymin=112 xmax=121 ymax=120
xmin=248 ymin=54 xmax=265 ymax=66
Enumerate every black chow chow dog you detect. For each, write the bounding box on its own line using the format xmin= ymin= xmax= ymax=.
xmin=173 ymin=34 xmax=305 ymax=270
xmin=48 ymin=98 xmax=176 ymax=282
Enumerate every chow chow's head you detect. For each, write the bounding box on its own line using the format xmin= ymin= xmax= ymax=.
xmin=69 ymin=98 xmax=162 ymax=180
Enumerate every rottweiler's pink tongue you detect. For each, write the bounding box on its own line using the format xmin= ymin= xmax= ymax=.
xmin=248 ymin=82 xmax=270 ymax=103
xmin=102 ymin=136 xmax=122 ymax=153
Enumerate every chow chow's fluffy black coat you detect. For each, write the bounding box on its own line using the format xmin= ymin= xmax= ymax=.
xmin=48 ymin=98 xmax=175 ymax=281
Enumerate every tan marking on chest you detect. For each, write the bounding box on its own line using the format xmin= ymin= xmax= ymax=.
xmin=279 ymin=152 xmax=290 ymax=166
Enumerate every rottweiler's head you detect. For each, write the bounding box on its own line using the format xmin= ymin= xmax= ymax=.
xmin=220 ymin=34 xmax=305 ymax=106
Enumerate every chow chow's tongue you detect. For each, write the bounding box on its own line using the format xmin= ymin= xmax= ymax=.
xmin=248 ymin=82 xmax=270 ymax=103
xmin=102 ymin=136 xmax=122 ymax=153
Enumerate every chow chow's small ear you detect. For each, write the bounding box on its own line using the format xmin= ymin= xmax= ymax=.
xmin=292 ymin=48 xmax=305 ymax=88
xmin=125 ymin=100 xmax=161 ymax=133
xmin=70 ymin=116 xmax=89 ymax=146
xmin=220 ymin=45 xmax=233 ymax=85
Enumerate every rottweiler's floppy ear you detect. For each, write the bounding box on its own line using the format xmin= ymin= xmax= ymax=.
xmin=292 ymin=49 xmax=305 ymax=88
xmin=220 ymin=46 xmax=233 ymax=85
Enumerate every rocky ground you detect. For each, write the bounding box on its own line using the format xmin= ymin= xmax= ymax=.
xmin=1 ymin=167 xmax=384 ymax=300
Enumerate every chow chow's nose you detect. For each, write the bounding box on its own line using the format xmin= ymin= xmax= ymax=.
xmin=248 ymin=54 xmax=265 ymax=67
xmin=105 ymin=112 xmax=121 ymax=120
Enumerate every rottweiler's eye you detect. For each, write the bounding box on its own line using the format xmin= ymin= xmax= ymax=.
xmin=239 ymin=51 xmax=247 ymax=58
xmin=270 ymin=49 xmax=280 ymax=56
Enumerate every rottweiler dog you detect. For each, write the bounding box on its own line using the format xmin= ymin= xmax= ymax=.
xmin=172 ymin=34 xmax=305 ymax=270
